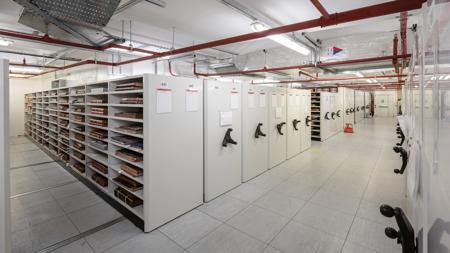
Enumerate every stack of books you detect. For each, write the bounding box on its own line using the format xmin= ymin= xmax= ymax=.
xmin=120 ymin=163 xmax=143 ymax=177
xmin=89 ymin=140 xmax=108 ymax=150
xmin=114 ymin=187 xmax=143 ymax=207
xmin=111 ymin=136 xmax=143 ymax=151
xmin=90 ymin=129 xmax=108 ymax=140
xmin=72 ymin=115 xmax=85 ymax=123
xmin=115 ymin=125 xmax=143 ymax=134
xmin=90 ymin=160 xmax=108 ymax=174
xmin=115 ymin=149 xmax=143 ymax=162
xmin=74 ymin=133 xmax=85 ymax=142
xmin=92 ymin=173 xmax=108 ymax=187
xmin=120 ymin=97 xmax=143 ymax=104
xmin=113 ymin=175 xmax=143 ymax=192
xmin=114 ymin=111 xmax=143 ymax=119
xmin=114 ymin=82 xmax=143 ymax=91
xmin=90 ymin=99 xmax=106 ymax=104
xmin=90 ymin=87 xmax=107 ymax=93
xmin=89 ymin=118 xmax=108 ymax=127
xmin=91 ymin=107 xmax=108 ymax=115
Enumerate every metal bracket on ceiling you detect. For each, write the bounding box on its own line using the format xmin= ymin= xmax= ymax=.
xmin=14 ymin=0 xmax=100 ymax=46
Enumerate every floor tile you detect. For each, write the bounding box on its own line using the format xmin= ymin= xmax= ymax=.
xmin=227 ymin=183 xmax=268 ymax=203
xmin=103 ymin=231 xmax=183 ymax=253
xmin=341 ymin=241 xmax=380 ymax=253
xmin=11 ymin=200 xmax=65 ymax=232
xmin=262 ymin=246 xmax=283 ymax=253
xmin=57 ymin=190 xmax=103 ymax=213
xmin=85 ymin=219 xmax=141 ymax=252
xmin=11 ymin=190 xmax=55 ymax=211
xmin=253 ymin=191 xmax=306 ymax=218
xmin=247 ymin=174 xmax=285 ymax=190
xmin=11 ymin=216 xmax=79 ymax=252
xmin=10 ymin=143 xmax=39 ymax=153
xmin=293 ymin=202 xmax=354 ymax=239
xmin=51 ymin=239 xmax=95 ymax=253
xmin=347 ymin=217 xmax=401 ymax=253
xmin=310 ymin=189 xmax=361 ymax=215
xmin=270 ymin=221 xmax=344 ymax=253
xmin=188 ymin=224 xmax=265 ymax=253
xmin=227 ymin=205 xmax=289 ymax=243
xmin=49 ymin=181 xmax=90 ymax=200
xmin=159 ymin=209 xmax=222 ymax=248
xmin=67 ymin=202 xmax=121 ymax=232
xmin=197 ymin=195 xmax=248 ymax=222
xmin=272 ymin=180 xmax=319 ymax=201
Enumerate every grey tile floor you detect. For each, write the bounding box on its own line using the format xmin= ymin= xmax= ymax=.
xmin=9 ymin=117 xmax=404 ymax=253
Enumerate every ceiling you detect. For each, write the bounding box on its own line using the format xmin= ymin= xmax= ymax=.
xmin=0 ymin=0 xmax=420 ymax=83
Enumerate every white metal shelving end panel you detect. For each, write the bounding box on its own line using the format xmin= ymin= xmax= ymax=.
xmin=145 ymin=75 xmax=203 ymax=231
xmin=286 ymin=88 xmax=302 ymax=159
xmin=242 ymin=83 xmax=269 ymax=182
xmin=301 ymin=90 xmax=312 ymax=151
xmin=0 ymin=59 xmax=11 ymax=253
xmin=204 ymin=80 xmax=242 ymax=202
xmin=268 ymin=85 xmax=288 ymax=168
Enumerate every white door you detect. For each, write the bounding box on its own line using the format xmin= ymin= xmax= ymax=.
xmin=242 ymin=84 xmax=269 ymax=182
xmin=204 ymin=80 xmax=242 ymax=201
xmin=375 ymin=94 xmax=390 ymax=117
xmin=269 ymin=86 xmax=287 ymax=168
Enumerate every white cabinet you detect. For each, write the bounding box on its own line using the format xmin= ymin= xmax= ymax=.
xmin=300 ymin=90 xmax=312 ymax=152
xmin=287 ymin=88 xmax=302 ymax=159
xmin=204 ymin=80 xmax=242 ymax=201
xmin=269 ymin=86 xmax=287 ymax=168
xmin=242 ymin=84 xmax=269 ymax=182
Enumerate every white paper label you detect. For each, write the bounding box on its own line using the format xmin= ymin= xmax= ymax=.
xmin=275 ymin=107 xmax=283 ymax=119
xmin=248 ymin=92 xmax=255 ymax=108
xmin=186 ymin=89 xmax=199 ymax=112
xmin=271 ymin=94 xmax=277 ymax=107
xmin=280 ymin=94 xmax=286 ymax=107
xmin=220 ymin=111 xmax=233 ymax=126
xmin=259 ymin=92 xmax=266 ymax=107
xmin=156 ymin=88 xmax=172 ymax=114
xmin=230 ymin=91 xmax=239 ymax=109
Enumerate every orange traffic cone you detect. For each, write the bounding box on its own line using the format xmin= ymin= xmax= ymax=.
xmin=344 ymin=123 xmax=354 ymax=133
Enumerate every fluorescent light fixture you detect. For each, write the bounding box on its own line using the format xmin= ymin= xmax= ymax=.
xmin=355 ymin=72 xmax=364 ymax=78
xmin=445 ymin=75 xmax=450 ymax=80
xmin=252 ymin=78 xmax=280 ymax=84
xmin=216 ymin=77 xmax=233 ymax=82
xmin=439 ymin=75 xmax=444 ymax=80
xmin=250 ymin=22 xmax=310 ymax=56
xmin=9 ymin=66 xmax=42 ymax=74
xmin=9 ymin=73 xmax=29 ymax=78
xmin=0 ymin=39 xmax=13 ymax=46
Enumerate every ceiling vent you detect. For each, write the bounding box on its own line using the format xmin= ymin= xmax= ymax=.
xmin=14 ymin=0 xmax=122 ymax=45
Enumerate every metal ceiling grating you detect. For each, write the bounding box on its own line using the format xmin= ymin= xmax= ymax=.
xmin=16 ymin=0 xmax=120 ymax=28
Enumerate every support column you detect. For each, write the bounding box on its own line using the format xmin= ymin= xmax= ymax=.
xmin=0 ymin=59 xmax=10 ymax=253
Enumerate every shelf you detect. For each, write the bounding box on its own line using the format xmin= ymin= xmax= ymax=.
xmin=110 ymin=153 xmax=143 ymax=169
xmin=110 ymin=141 xmax=143 ymax=154
xmin=110 ymin=164 xmax=143 ymax=184
xmin=110 ymin=104 xmax=143 ymax=108
xmin=70 ymin=154 xmax=86 ymax=164
xmin=110 ymin=116 xmax=143 ymax=123
xmin=109 ymin=89 xmax=143 ymax=95
xmin=110 ymin=179 xmax=143 ymax=200
xmin=110 ymin=129 xmax=143 ymax=139
xmin=86 ymin=152 xmax=108 ymax=166
xmin=86 ymin=103 xmax=108 ymax=106
xmin=87 ymin=143 xmax=109 ymax=155
xmin=86 ymin=113 xmax=109 ymax=119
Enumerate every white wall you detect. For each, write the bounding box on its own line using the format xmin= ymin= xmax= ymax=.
xmin=9 ymin=78 xmax=44 ymax=137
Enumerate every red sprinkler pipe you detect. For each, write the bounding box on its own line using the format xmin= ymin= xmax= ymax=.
xmin=167 ymin=61 xmax=177 ymax=76
xmin=193 ymin=55 xmax=410 ymax=77
xmin=116 ymin=0 xmax=425 ymax=66
xmin=19 ymin=0 xmax=423 ymax=78
xmin=257 ymin=74 xmax=405 ymax=85
xmin=310 ymin=0 xmax=330 ymax=19
xmin=393 ymin=34 xmax=399 ymax=74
